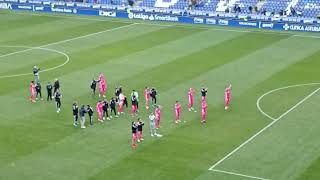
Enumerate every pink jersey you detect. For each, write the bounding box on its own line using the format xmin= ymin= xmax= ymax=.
xmin=99 ymin=74 xmax=106 ymax=89
xmin=96 ymin=102 xmax=103 ymax=113
xmin=188 ymin=90 xmax=194 ymax=102
xmin=202 ymin=101 xmax=207 ymax=112
xmin=29 ymin=83 xmax=36 ymax=94
xmin=155 ymin=108 xmax=161 ymax=118
xmin=225 ymin=87 xmax=231 ymax=99
xmin=144 ymin=89 xmax=150 ymax=100
xmin=175 ymin=102 xmax=181 ymax=112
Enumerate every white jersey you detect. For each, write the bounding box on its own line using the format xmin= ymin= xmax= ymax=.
xmin=131 ymin=91 xmax=139 ymax=100
xmin=119 ymin=93 xmax=125 ymax=101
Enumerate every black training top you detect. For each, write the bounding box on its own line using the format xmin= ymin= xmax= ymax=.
xmin=72 ymin=105 xmax=78 ymax=115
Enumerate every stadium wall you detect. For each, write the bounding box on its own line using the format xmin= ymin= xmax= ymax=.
xmin=1 ymin=1 xmax=320 ymax=33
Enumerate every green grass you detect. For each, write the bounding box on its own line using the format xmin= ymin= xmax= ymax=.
xmin=0 ymin=10 xmax=320 ymax=180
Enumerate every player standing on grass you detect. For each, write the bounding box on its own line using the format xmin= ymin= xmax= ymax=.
xmin=98 ymin=73 xmax=106 ymax=98
xmin=131 ymin=90 xmax=139 ymax=109
xmin=175 ymin=101 xmax=181 ymax=124
xmin=72 ymin=102 xmax=79 ymax=127
xmin=188 ymin=88 xmax=196 ymax=112
xmin=54 ymin=89 xmax=62 ymax=113
xmin=201 ymin=100 xmax=207 ymax=123
xmin=90 ymin=78 xmax=100 ymax=97
xmin=149 ymin=112 xmax=162 ymax=137
xmin=150 ymin=88 xmax=157 ymax=105
xmin=53 ymin=78 xmax=60 ymax=95
xmin=102 ymin=99 xmax=110 ymax=121
xmin=131 ymin=95 xmax=138 ymax=116
xmin=46 ymin=82 xmax=53 ymax=101
xmin=87 ymin=105 xmax=94 ymax=126
xmin=131 ymin=121 xmax=138 ymax=148
xmin=144 ymin=87 xmax=150 ymax=109
xmin=118 ymin=92 xmax=125 ymax=115
xmin=225 ymin=84 xmax=232 ymax=110
xmin=35 ymin=82 xmax=43 ymax=100
xmin=110 ymin=97 xmax=118 ymax=118
xmin=79 ymin=105 xmax=87 ymax=129
xmin=155 ymin=105 xmax=161 ymax=129
xmin=29 ymin=81 xmax=36 ymax=103
xmin=201 ymin=87 xmax=208 ymax=101
xmin=33 ymin=65 xmax=40 ymax=83
xmin=137 ymin=118 xmax=144 ymax=142
xmin=96 ymin=101 xmax=104 ymax=122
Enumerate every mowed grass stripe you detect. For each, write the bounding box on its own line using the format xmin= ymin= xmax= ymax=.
xmin=0 ymin=33 xmax=288 ymax=179
xmin=0 ymin=29 xmax=243 ymax=127
xmin=0 ymin=26 xmax=202 ymax=96
xmin=0 ymin=18 xmax=107 ymax=44
xmin=0 ymin=30 xmax=246 ymax=179
xmin=90 ymin=36 xmax=320 ymax=180
xmin=0 ymin=15 xmax=59 ymax=32
xmin=3 ymin=20 xmax=129 ymax=46
xmin=121 ymin=33 xmax=290 ymax=91
xmin=209 ymin=50 xmax=320 ymax=179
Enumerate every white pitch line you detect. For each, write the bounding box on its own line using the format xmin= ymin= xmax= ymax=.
xmin=6 ymin=11 xmax=320 ymax=39
xmin=0 ymin=46 xmax=70 ymax=79
xmin=0 ymin=23 xmax=137 ymax=78
xmin=256 ymin=82 xmax=320 ymax=121
xmin=211 ymin=169 xmax=270 ymax=180
xmin=209 ymin=87 xmax=320 ymax=171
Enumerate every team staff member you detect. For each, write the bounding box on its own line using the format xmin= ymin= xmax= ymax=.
xmin=46 ymin=82 xmax=53 ymax=101
xmin=90 ymin=78 xmax=99 ymax=97
xmin=87 ymin=105 xmax=94 ymax=126
xmin=55 ymin=89 xmax=62 ymax=113
xmin=35 ymin=82 xmax=43 ymax=100
xmin=53 ymin=78 xmax=60 ymax=95
xmin=72 ymin=102 xmax=79 ymax=126
xmin=110 ymin=97 xmax=118 ymax=118
xmin=102 ymin=99 xmax=110 ymax=121
xmin=79 ymin=105 xmax=87 ymax=129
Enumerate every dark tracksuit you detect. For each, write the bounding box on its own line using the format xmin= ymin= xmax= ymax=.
xmin=110 ymin=99 xmax=117 ymax=116
xmin=72 ymin=104 xmax=79 ymax=124
xmin=35 ymin=83 xmax=42 ymax=99
xmin=54 ymin=80 xmax=60 ymax=94
xmin=103 ymin=101 xmax=109 ymax=118
xmin=46 ymin=84 xmax=53 ymax=101
xmin=55 ymin=92 xmax=61 ymax=109
xmin=88 ymin=107 xmax=94 ymax=125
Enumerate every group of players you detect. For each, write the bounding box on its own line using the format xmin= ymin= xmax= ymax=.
xmin=29 ymin=66 xmax=62 ymax=112
xmin=28 ymin=67 xmax=232 ymax=148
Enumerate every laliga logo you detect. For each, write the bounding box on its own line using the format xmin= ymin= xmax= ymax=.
xmin=149 ymin=15 xmax=155 ymax=21
xmin=128 ymin=13 xmax=134 ymax=19
xmin=283 ymin=24 xmax=290 ymax=31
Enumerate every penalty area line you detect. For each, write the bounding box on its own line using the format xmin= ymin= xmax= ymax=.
xmin=208 ymin=87 xmax=320 ymax=172
xmin=210 ymin=169 xmax=270 ymax=180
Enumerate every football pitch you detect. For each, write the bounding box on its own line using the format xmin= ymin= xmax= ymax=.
xmin=1 ymin=10 xmax=320 ymax=180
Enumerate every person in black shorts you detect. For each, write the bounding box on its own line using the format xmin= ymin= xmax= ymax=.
xmin=90 ymin=78 xmax=100 ymax=97
xmin=150 ymin=88 xmax=157 ymax=105
xmin=72 ymin=102 xmax=79 ymax=126
xmin=53 ymin=78 xmax=60 ymax=95
xmin=46 ymin=82 xmax=53 ymax=101
xmin=102 ymin=99 xmax=110 ymax=121
xmin=87 ymin=105 xmax=94 ymax=126
xmin=55 ymin=90 xmax=62 ymax=113
xmin=35 ymin=82 xmax=43 ymax=100
xmin=110 ymin=97 xmax=118 ymax=118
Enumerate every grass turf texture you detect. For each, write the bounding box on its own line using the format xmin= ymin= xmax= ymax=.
xmin=0 ymin=10 xmax=320 ymax=180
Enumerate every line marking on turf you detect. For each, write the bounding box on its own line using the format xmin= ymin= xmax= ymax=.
xmin=0 ymin=23 xmax=136 ymax=78
xmin=210 ymin=169 xmax=270 ymax=180
xmin=208 ymin=83 xmax=320 ymax=178
xmin=257 ymin=82 xmax=320 ymax=121
xmin=0 ymin=46 xmax=70 ymax=79
xmin=6 ymin=11 xmax=320 ymax=39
